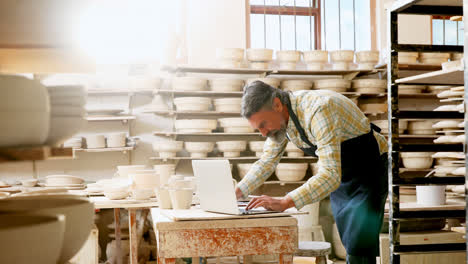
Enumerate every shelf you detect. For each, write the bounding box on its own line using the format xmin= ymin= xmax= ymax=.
xmin=267 ymin=69 xmax=375 ymax=77
xmin=394 ymin=176 xmax=465 ymax=185
xmin=155 ymin=90 xmax=243 ymax=97
xmin=85 ymin=115 xmax=136 ymax=122
xmin=74 ymin=146 xmax=135 ymax=153
xmin=149 ymin=156 xmax=317 ymax=162
xmin=263 ymin=181 xmax=306 ymax=185
xmin=396 ymin=111 xmax=464 ymax=119
xmin=143 ymin=110 xmax=241 ymax=117
xmin=0 ymin=146 xmax=73 ymax=162
xmin=154 ymin=131 xmax=262 ymax=137
xmin=87 ymin=89 xmax=153 ymax=95
xmin=375 ymin=63 xmax=442 ymax=71
xmin=395 ymin=67 xmax=464 ymax=85
xmin=391 ymin=0 xmax=463 ymax=14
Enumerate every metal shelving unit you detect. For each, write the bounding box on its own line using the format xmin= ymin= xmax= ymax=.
xmin=387 ymin=1 xmax=465 ymax=263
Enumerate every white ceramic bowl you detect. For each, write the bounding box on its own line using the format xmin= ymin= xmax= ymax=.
xmin=275 ymin=163 xmax=308 ymax=181
xmin=131 ymin=189 xmax=153 ymax=200
xmin=45 ymin=175 xmax=84 ymax=186
xmin=0 ymin=111 xmax=49 ymax=147
xmin=153 ymin=165 xmax=176 ymax=186
xmin=184 ymin=142 xmax=215 ymax=158
xmin=172 ymin=77 xmax=208 ymax=91
xmin=131 ymin=171 xmax=159 ymax=190
xmin=152 ymin=140 xmax=183 ymax=158
xmin=217 ymin=141 xmax=247 ymax=157
xmin=306 ymin=62 xmax=325 ymax=71
xmin=372 ymin=120 xmax=407 ymax=134
xmin=355 ymin=51 xmax=380 ymax=63
xmin=352 ymin=79 xmax=386 ymax=89
xmin=237 ymin=163 xmax=254 ymax=179
xmin=286 ymin=142 xmax=304 ymax=157
xmin=416 ymin=186 xmax=445 ymax=206
xmin=276 ymin=50 xmax=302 ymax=62
xmin=106 ymin=132 xmax=127 ymax=148
xmin=401 ymin=152 xmax=434 ymax=169
xmin=218 ymin=118 xmax=254 ymax=133
xmin=281 ymin=80 xmax=313 ymax=91
xmin=408 ymin=121 xmax=435 ymax=135
xmin=216 ymin=48 xmax=244 ymax=61
xmin=330 ymin=50 xmax=355 ymax=62
xmin=104 ymin=191 xmax=129 ymax=200
xmin=246 ymin=48 xmax=273 ymax=61
xmin=250 ymin=61 xmax=270 ymax=69
xmin=0 ymin=214 xmax=65 ymax=264
xmin=314 ymin=79 xmax=351 ymax=92
xmin=175 ymin=119 xmax=218 ymax=133
xmin=21 ymin=179 xmax=38 ymax=187
xmin=210 ymin=78 xmax=244 ymax=92
xmin=246 ymin=78 xmax=281 ymax=88
xmin=0 ymin=195 xmax=94 ymax=263
xmin=85 ymin=134 xmax=106 ymax=149
xmin=116 ymin=165 xmax=146 ymax=179
xmin=279 ymin=62 xmax=297 ymax=70
xmin=0 ymin=75 xmax=50 ymax=112
xmin=169 ymin=188 xmax=193 ymax=210
xmin=303 ymin=50 xmax=328 ymax=63
xmin=173 ymin=97 xmax=212 ymax=112
xmin=331 ymin=62 xmax=350 ymax=71
xmin=213 ymin=98 xmax=242 ymax=113
xmin=156 ymin=186 xmax=172 ymax=209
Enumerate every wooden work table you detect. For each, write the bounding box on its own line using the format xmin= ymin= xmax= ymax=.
xmin=151 ymin=208 xmax=299 ymax=264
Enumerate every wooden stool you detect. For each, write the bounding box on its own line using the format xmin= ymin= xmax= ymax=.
xmin=295 ymin=241 xmax=331 ymax=264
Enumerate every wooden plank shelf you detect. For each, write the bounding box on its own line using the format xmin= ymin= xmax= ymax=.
xmin=74 ymin=146 xmax=135 ymax=153
xmin=153 ymin=131 xmax=263 ymax=137
xmin=143 ymin=110 xmax=241 ymax=117
xmin=85 ymin=115 xmax=136 ymax=122
xmin=87 ymin=89 xmax=153 ymax=95
xmin=149 ymin=156 xmax=317 ymax=162
xmin=0 ymin=146 xmax=73 ymax=162
xmin=395 ymin=67 xmax=464 ymax=85
xmin=155 ymin=90 xmax=243 ymax=97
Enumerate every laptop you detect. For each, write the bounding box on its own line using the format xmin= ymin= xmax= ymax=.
xmin=192 ymin=159 xmax=278 ymax=215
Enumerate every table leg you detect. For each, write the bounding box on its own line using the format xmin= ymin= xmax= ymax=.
xmin=158 ymin=257 xmax=176 ymax=264
xmin=192 ymin=257 xmax=200 ymax=264
xmin=114 ymin=208 xmax=122 ymax=264
xmin=243 ymin=255 xmax=252 ymax=264
xmin=129 ymin=208 xmax=138 ymax=264
xmin=279 ymin=254 xmax=293 ymax=264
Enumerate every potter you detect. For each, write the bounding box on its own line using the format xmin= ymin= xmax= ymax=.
xmin=235 ymin=81 xmax=388 ymax=264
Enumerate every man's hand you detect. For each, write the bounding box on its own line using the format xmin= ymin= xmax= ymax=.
xmin=245 ymin=195 xmax=295 ymax=212
xmin=235 ymin=187 xmax=244 ymax=200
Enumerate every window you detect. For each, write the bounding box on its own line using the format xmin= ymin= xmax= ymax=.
xmin=432 ymin=16 xmax=464 ymax=46
xmin=248 ymin=0 xmax=373 ymax=51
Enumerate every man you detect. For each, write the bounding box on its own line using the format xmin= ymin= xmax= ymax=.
xmin=234 ymin=81 xmax=388 ymax=264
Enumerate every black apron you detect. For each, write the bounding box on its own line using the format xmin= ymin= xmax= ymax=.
xmin=286 ymin=100 xmax=388 ymax=260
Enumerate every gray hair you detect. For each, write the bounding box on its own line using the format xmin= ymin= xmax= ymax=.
xmin=241 ymin=81 xmax=290 ymax=118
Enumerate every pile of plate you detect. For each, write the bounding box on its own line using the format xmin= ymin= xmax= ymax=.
xmin=43 ymin=175 xmax=85 ymax=190
xmin=352 ymin=79 xmax=386 ymax=94
xmin=432 ymin=152 xmax=465 ymax=177
xmin=216 ymin=48 xmax=245 ymax=68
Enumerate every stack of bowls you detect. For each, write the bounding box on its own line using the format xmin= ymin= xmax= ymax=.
xmin=352 ymin=79 xmax=387 ymax=94
xmin=0 ymin=195 xmax=95 ymax=264
xmin=355 ymin=51 xmax=380 ymax=70
xmin=303 ymin=50 xmax=328 ymax=70
xmin=172 ymin=77 xmax=208 ymax=91
xmin=398 ymin=52 xmax=418 ymax=64
xmin=184 ymin=142 xmax=215 ymax=158
xmin=276 ymin=50 xmax=302 ymax=70
xmin=419 ymin=52 xmax=450 ymax=65
xmin=175 ymin=119 xmax=218 ymax=133
xmin=399 ymin=85 xmax=426 ymax=94
xmin=275 ymin=163 xmax=308 ymax=181
xmin=218 ymin=118 xmax=254 ymax=133
xmin=372 ymin=120 xmax=408 ymax=134
xmin=246 ymin=78 xmax=281 ymax=89
xmin=330 ymin=50 xmax=355 ymax=70
xmin=152 ymin=140 xmax=183 ymax=158
xmin=214 ymin=98 xmax=242 ymax=113
xmin=246 ymin=49 xmax=273 ymax=69
xmin=314 ymin=79 xmax=351 ymax=93
xmin=46 ymin=85 xmax=87 ymax=146
xmin=281 ymin=80 xmax=313 ymax=92
xmin=407 ymin=121 xmax=436 ymax=135
xmin=210 ymin=79 xmax=244 ymax=92
xmin=216 ymin=48 xmax=245 ymax=68
xmin=217 ymin=141 xmax=247 ymax=157
xmin=173 ymin=97 xmax=212 ymax=112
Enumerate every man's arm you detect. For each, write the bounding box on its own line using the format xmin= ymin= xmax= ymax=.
xmin=236 ymin=137 xmax=287 ymax=199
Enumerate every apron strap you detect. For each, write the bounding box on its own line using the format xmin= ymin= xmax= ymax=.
xmin=285 ymin=94 xmax=316 ymax=148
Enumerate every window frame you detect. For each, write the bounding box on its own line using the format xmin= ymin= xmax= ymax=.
xmin=431 ymin=15 xmax=463 ymax=46
xmin=245 ymin=0 xmax=321 ymax=50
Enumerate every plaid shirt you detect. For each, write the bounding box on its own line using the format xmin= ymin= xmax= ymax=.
xmin=237 ymin=90 xmax=388 ymax=209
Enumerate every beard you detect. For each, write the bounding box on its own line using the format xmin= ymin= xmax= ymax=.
xmin=267 ymin=127 xmax=287 ymax=143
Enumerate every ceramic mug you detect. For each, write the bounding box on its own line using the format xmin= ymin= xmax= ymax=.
xmin=86 ymin=135 xmax=106 ymax=149
xmin=107 ymin=132 xmax=127 ymax=148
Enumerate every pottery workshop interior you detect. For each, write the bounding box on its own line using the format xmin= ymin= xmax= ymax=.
xmin=0 ymin=0 xmax=467 ymax=264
